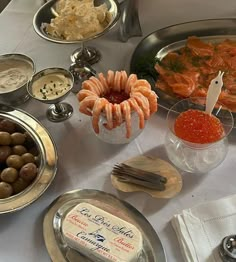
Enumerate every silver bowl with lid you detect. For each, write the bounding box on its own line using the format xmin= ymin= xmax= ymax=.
xmin=0 ymin=53 xmax=35 ymax=105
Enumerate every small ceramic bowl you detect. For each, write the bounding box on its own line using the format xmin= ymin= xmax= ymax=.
xmin=0 ymin=53 xmax=35 ymax=105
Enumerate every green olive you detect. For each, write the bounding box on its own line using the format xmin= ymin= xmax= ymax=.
xmin=21 ymin=153 xmax=35 ymax=164
xmin=0 ymin=182 xmax=13 ymax=198
xmin=12 ymin=177 xmax=29 ymax=194
xmin=0 ymin=146 xmax=12 ymax=163
xmin=0 ymin=119 xmax=16 ymax=133
xmin=10 ymin=132 xmax=26 ymax=145
xmin=12 ymin=145 xmax=27 ymax=156
xmin=6 ymin=155 xmax=24 ymax=169
xmin=19 ymin=163 xmax=37 ymax=182
xmin=0 ymin=132 xmax=11 ymax=146
xmin=0 ymin=167 xmax=18 ymax=183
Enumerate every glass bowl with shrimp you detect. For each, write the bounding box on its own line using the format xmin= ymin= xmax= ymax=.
xmin=77 ymin=70 xmax=158 ymax=144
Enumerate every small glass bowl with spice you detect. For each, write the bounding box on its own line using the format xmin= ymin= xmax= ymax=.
xmin=27 ymin=67 xmax=74 ymax=122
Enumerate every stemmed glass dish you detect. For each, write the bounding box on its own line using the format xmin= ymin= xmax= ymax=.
xmin=165 ymin=97 xmax=234 ymax=173
xmin=33 ymin=0 xmax=120 ymax=64
xmin=27 ymin=68 xmax=74 ymax=122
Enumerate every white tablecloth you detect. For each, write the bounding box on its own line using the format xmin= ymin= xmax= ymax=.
xmin=0 ymin=0 xmax=236 ymax=261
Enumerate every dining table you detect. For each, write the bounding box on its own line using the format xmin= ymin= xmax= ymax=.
xmin=0 ymin=0 xmax=236 ymax=261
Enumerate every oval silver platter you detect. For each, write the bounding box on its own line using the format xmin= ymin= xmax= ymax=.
xmin=0 ymin=104 xmax=58 ymax=214
xmin=43 ymin=189 xmax=167 ymax=262
xmin=130 ymin=18 xmax=236 ymax=126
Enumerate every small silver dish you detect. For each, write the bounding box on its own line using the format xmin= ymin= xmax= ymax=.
xmin=27 ymin=67 xmax=74 ymax=122
xmin=0 ymin=104 xmax=58 ymax=214
xmin=0 ymin=53 xmax=35 ymax=105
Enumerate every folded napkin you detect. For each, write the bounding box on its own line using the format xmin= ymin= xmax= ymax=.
xmin=172 ymin=194 xmax=236 ymax=262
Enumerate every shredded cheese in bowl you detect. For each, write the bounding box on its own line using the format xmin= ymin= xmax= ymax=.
xmin=46 ymin=0 xmax=112 ymax=40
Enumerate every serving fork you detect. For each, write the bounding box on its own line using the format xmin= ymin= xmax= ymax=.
xmin=112 ymin=163 xmax=167 ymax=191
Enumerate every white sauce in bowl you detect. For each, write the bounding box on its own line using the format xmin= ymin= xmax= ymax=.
xmin=0 ymin=59 xmax=34 ymax=93
xmin=31 ymin=73 xmax=72 ymax=100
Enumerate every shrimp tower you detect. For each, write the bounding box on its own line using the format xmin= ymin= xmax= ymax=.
xmin=77 ymin=70 xmax=158 ymax=138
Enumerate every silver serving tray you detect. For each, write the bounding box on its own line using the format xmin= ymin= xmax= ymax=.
xmin=43 ymin=189 xmax=166 ymax=262
xmin=130 ymin=18 xmax=236 ymax=126
xmin=33 ymin=0 xmax=120 ymax=44
xmin=0 ymin=104 xmax=58 ymax=214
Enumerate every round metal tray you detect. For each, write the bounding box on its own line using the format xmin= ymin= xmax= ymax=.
xmin=43 ymin=189 xmax=167 ymax=262
xmin=0 ymin=104 xmax=58 ymax=214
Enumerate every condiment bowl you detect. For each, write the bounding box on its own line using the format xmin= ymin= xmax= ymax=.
xmin=33 ymin=0 xmax=120 ymax=44
xmin=27 ymin=67 xmax=74 ymax=122
xmin=0 ymin=53 xmax=35 ymax=105
xmin=33 ymin=0 xmax=120 ymax=64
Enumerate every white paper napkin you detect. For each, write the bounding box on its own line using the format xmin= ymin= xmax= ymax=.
xmin=172 ymin=194 xmax=236 ymax=262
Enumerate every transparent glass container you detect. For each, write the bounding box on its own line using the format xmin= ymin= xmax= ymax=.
xmin=92 ymin=111 xmax=145 ymax=144
xmin=165 ymin=97 xmax=234 ymax=173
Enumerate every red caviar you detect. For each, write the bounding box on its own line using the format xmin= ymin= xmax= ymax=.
xmin=174 ymin=109 xmax=224 ymax=144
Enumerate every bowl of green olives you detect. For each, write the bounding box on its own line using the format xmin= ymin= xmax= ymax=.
xmin=0 ymin=104 xmax=57 ymax=214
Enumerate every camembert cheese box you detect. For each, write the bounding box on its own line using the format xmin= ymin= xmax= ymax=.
xmin=62 ymin=202 xmax=143 ymax=261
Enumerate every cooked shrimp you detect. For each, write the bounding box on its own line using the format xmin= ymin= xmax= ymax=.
xmin=104 ymin=103 xmax=113 ymax=130
xmin=89 ymin=76 xmax=105 ymax=96
xmin=120 ymin=101 xmax=131 ymax=138
xmin=147 ymin=90 xmax=158 ymax=114
xmin=107 ymin=70 xmax=115 ymax=89
xmin=82 ymin=80 xmax=100 ymax=95
xmin=128 ymin=97 xmax=145 ymax=129
xmin=77 ymin=89 xmax=98 ymax=102
xmin=125 ymin=74 xmax=138 ymax=94
xmin=131 ymin=86 xmax=157 ymax=114
xmin=131 ymin=92 xmax=150 ymax=119
xmin=113 ymin=71 xmax=122 ymax=92
xmin=79 ymin=96 xmax=98 ymax=116
xmin=113 ymin=103 xmax=123 ymax=127
xmin=98 ymin=73 xmax=109 ymax=94
xmin=92 ymin=98 xmax=109 ymax=134
xmin=120 ymin=70 xmax=128 ymax=90
xmin=78 ymin=70 xmax=158 ymax=138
